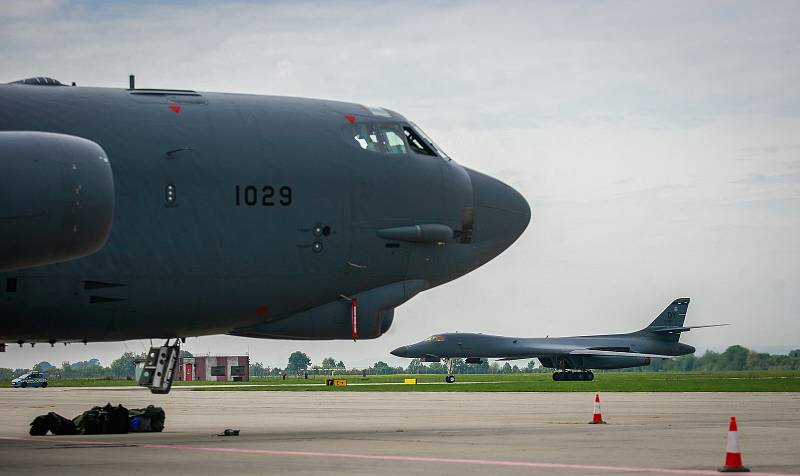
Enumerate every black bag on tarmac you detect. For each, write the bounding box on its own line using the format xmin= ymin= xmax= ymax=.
xmin=72 ymin=406 xmax=107 ymax=435
xmin=29 ymin=412 xmax=77 ymax=436
xmin=29 ymin=415 xmax=50 ymax=436
xmin=128 ymin=405 xmax=165 ymax=432
xmin=104 ymin=403 xmax=129 ymax=434
xmin=48 ymin=412 xmax=78 ymax=435
xmin=73 ymin=403 xmax=129 ymax=434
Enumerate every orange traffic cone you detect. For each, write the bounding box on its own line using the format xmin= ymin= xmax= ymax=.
xmin=719 ymin=416 xmax=749 ymax=472
xmin=589 ymin=393 xmax=606 ymax=424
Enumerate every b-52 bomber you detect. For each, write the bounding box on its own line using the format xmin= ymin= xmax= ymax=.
xmin=0 ymin=76 xmax=530 ymax=393
xmin=392 ymin=298 xmax=727 ymax=382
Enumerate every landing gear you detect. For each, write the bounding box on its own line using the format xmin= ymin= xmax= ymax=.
xmin=552 ymin=370 xmax=594 ymax=381
xmin=444 ymin=358 xmax=456 ymax=383
xmin=138 ymin=339 xmax=181 ymax=394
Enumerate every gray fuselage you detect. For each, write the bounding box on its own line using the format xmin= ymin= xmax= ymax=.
xmin=0 ymin=83 xmax=530 ymax=343
xmin=393 ymin=332 xmax=695 ymax=370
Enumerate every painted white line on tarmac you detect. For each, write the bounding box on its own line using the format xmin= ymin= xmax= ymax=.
xmin=0 ymin=436 xmax=795 ymax=476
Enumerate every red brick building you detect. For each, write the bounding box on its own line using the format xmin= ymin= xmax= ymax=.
xmin=175 ymin=355 xmax=249 ymax=382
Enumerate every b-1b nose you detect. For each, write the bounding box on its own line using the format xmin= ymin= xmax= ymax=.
xmin=390 ymin=346 xmax=409 ymax=357
xmin=678 ymin=343 xmax=696 ymax=355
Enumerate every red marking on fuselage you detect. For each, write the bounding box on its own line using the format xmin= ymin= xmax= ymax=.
xmin=351 ymin=298 xmax=358 ymax=341
xmin=169 ymin=104 xmax=182 ymax=114
xmin=344 ymin=114 xmax=356 ymax=124
xmin=256 ymin=306 xmax=269 ymax=316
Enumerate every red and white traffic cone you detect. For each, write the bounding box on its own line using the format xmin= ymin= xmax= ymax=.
xmin=719 ymin=416 xmax=750 ymax=472
xmin=589 ymin=393 xmax=606 ymax=424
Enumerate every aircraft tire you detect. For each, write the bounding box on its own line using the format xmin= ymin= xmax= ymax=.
xmin=445 ymin=375 xmax=455 ymax=383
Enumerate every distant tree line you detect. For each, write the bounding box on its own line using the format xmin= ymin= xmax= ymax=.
xmin=2 ymin=345 xmax=798 ymax=382
xmin=248 ymin=345 xmax=800 ymax=376
xmin=622 ymin=345 xmax=800 ymax=372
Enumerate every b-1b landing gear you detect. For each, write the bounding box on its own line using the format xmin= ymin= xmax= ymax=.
xmin=552 ymin=370 xmax=594 ymax=381
xmin=444 ymin=358 xmax=456 ymax=383
xmin=138 ymin=338 xmax=182 ymax=394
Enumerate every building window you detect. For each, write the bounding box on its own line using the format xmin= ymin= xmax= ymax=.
xmin=210 ymin=366 xmax=226 ymax=377
xmin=230 ymin=366 xmax=245 ymax=377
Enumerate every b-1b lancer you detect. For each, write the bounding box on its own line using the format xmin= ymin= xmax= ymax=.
xmin=392 ymin=298 xmax=726 ymax=382
xmin=0 ymin=76 xmax=530 ymax=393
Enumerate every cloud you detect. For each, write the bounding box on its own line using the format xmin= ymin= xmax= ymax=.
xmin=2 ymin=1 xmax=799 ymax=128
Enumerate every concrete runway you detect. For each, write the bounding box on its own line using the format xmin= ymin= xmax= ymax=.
xmin=0 ymin=388 xmax=797 ymax=475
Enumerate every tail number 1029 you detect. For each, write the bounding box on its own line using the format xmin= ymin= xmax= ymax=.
xmin=235 ymin=185 xmax=292 ymax=207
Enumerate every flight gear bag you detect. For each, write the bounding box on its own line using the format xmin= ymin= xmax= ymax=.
xmin=128 ymin=405 xmax=165 ymax=432
xmin=29 ymin=412 xmax=77 ymax=436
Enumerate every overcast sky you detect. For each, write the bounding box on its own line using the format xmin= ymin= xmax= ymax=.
xmin=2 ymin=0 xmax=798 ymax=370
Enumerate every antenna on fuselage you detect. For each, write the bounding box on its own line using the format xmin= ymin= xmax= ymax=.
xmin=129 ymin=74 xmax=135 ymax=90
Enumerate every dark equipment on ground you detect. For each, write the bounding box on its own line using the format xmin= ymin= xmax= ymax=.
xmin=29 ymin=412 xmax=77 ymax=436
xmin=29 ymin=403 xmax=165 ymax=436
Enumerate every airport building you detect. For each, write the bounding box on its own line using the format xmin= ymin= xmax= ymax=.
xmin=135 ymin=355 xmax=251 ymax=382
xmin=174 ymin=356 xmax=250 ymax=382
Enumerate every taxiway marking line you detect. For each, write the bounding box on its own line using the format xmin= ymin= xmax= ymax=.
xmin=49 ymin=380 xmax=522 ymax=391
xmin=0 ymin=436 xmax=795 ymax=476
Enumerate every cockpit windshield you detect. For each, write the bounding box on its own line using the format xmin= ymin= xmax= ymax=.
xmin=409 ymin=122 xmax=449 ymax=160
xmin=351 ymin=122 xmax=449 ymax=159
xmin=426 ymin=335 xmax=447 ymax=342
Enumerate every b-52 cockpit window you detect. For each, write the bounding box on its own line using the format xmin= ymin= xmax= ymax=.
xmin=353 ymin=124 xmax=382 ymax=152
xmin=426 ymin=335 xmax=447 ymax=342
xmin=382 ymin=125 xmax=407 ymax=154
xmin=353 ymin=124 xmax=407 ymax=155
xmin=351 ymin=122 xmax=446 ymax=159
xmin=403 ymin=126 xmax=436 ymax=156
xmin=403 ymin=123 xmax=450 ymax=159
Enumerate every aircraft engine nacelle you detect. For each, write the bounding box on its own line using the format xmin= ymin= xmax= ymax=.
xmin=574 ymin=355 xmax=650 ymax=370
xmin=0 ymin=131 xmax=114 ymax=271
xmin=229 ymin=280 xmax=427 ymax=340
xmin=540 ymin=355 xmax=650 ymax=370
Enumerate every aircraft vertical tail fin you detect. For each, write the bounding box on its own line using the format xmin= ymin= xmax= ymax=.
xmin=642 ymin=298 xmax=690 ymax=341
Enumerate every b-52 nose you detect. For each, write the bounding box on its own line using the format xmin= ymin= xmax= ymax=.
xmin=463 ymin=167 xmax=531 ymax=266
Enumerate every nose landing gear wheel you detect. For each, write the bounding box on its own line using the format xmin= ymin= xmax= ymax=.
xmin=444 ymin=358 xmax=456 ymax=383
